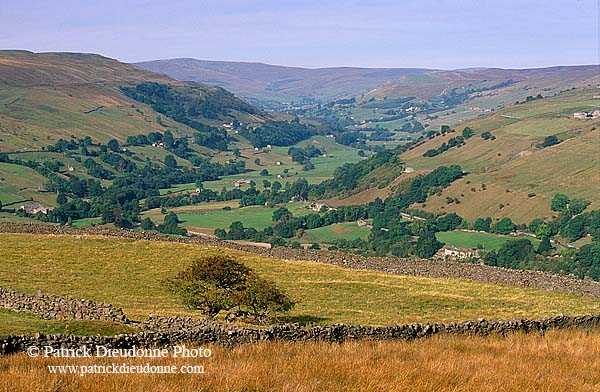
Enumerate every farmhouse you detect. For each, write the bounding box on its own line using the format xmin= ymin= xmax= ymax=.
xmin=573 ymin=111 xmax=600 ymax=119
xmin=234 ymin=178 xmax=252 ymax=187
xmin=309 ymin=202 xmax=334 ymax=212
xmin=441 ymin=246 xmax=479 ymax=259
xmin=19 ymin=205 xmax=53 ymax=215
xmin=357 ymin=218 xmax=372 ymax=228
xmin=400 ymin=212 xmax=426 ymax=221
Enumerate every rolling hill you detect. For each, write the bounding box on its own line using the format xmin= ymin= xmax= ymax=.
xmin=330 ymin=87 xmax=600 ymax=223
xmin=135 ymin=58 xmax=599 ymax=114
xmin=0 ymin=51 xmax=270 ymax=152
xmin=134 ymin=58 xmax=434 ymax=104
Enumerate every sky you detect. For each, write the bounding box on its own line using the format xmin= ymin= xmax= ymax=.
xmin=0 ymin=0 xmax=597 ymax=69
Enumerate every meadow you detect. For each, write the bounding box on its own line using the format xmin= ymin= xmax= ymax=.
xmin=2 ymin=329 xmax=600 ymax=391
xmin=142 ymin=201 xmax=313 ymax=234
xmin=0 ymin=162 xmax=55 ymax=206
xmin=1 ymin=233 xmax=599 ymax=332
xmin=299 ymin=222 xmax=371 ymax=244
xmin=154 ymin=136 xmax=365 ymax=197
xmin=436 ymin=230 xmax=540 ymax=251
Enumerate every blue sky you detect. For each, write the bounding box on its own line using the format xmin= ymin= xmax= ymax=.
xmin=1 ymin=0 xmax=597 ymax=69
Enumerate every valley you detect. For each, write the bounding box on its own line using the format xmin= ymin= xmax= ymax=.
xmin=0 ymin=51 xmax=598 ymax=365
xmin=1 ymin=1 xmax=599 ymax=390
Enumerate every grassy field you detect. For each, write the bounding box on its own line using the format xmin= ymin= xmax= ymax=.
xmin=1 ymin=233 xmax=599 ymax=329
xmin=142 ymin=202 xmax=313 ymax=234
xmin=300 ymin=222 xmax=371 ymax=244
xmin=436 ymin=230 xmax=541 ymax=251
xmin=3 ymin=329 xmax=600 ymax=391
xmin=0 ymin=162 xmax=56 ymax=206
xmin=71 ymin=217 xmax=103 ymax=227
xmin=202 ymin=136 xmax=365 ymax=191
xmin=0 ymin=309 xmax=136 ymax=336
xmin=400 ymin=88 xmax=600 ymax=223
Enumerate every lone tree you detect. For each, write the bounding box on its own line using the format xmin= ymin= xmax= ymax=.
xmin=107 ymin=139 xmax=120 ymax=152
xmin=157 ymin=212 xmax=187 ymax=235
xmin=164 ymin=154 xmax=178 ymax=168
xmin=165 ymin=255 xmax=294 ymax=322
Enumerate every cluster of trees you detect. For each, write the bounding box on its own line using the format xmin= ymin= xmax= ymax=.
xmin=471 ymin=217 xmax=516 ymax=235
xmin=239 ymin=118 xmax=315 ymax=147
xmin=362 ymin=96 xmax=415 ymax=110
xmin=481 ymin=131 xmax=496 ymax=140
xmin=423 ymin=135 xmax=466 ymax=157
xmin=121 ymin=82 xmax=260 ymax=152
xmin=400 ymin=120 xmax=425 ymax=133
xmin=540 ymin=135 xmax=560 ymax=148
xmin=121 ymin=81 xmax=256 ymax=122
xmin=367 ymin=130 xmax=395 ymax=141
xmin=154 ymin=212 xmax=187 ymax=235
xmin=478 ymin=239 xmax=600 ymax=281
xmin=287 ymin=145 xmax=322 ymax=169
xmin=215 ymin=165 xmax=464 ymax=258
xmin=312 ymin=150 xmax=403 ymax=199
xmin=11 ymin=140 xmax=248 ymax=227
xmin=334 ymin=131 xmax=368 ymax=149
xmin=469 ymin=196 xmax=596 ymax=243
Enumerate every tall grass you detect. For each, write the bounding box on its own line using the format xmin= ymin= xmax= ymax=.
xmin=2 ymin=329 xmax=600 ymax=391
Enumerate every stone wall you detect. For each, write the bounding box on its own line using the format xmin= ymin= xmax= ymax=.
xmin=1 ymin=222 xmax=599 ymax=298
xmin=0 ymin=287 xmax=127 ymax=323
xmin=2 ymin=314 xmax=600 ymax=354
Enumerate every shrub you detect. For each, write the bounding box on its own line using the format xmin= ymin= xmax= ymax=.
xmin=165 ymin=255 xmax=294 ymax=322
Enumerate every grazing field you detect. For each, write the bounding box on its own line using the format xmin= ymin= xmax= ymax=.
xmin=0 ymin=309 xmax=136 ymax=336
xmin=1 ymin=233 xmax=599 ymax=331
xmin=300 ymin=222 xmax=370 ymax=244
xmin=3 ymin=329 xmax=600 ymax=391
xmin=0 ymin=162 xmax=56 ymax=206
xmin=156 ymin=136 xmax=364 ymax=196
xmin=400 ymin=88 xmax=600 ymax=222
xmin=436 ymin=230 xmax=540 ymax=251
xmin=142 ymin=202 xmax=313 ymax=234
xmin=71 ymin=217 xmax=103 ymax=227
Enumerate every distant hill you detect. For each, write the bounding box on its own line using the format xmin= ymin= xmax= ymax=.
xmin=0 ymin=51 xmax=270 ymax=151
xmin=369 ymin=65 xmax=600 ymax=108
xmin=134 ymin=58 xmax=434 ymax=104
xmin=135 ymin=58 xmax=599 ymax=109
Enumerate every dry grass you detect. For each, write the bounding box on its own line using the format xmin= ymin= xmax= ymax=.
xmin=400 ymin=88 xmax=600 ymax=222
xmin=2 ymin=233 xmax=600 ymax=329
xmin=2 ymin=329 xmax=600 ymax=391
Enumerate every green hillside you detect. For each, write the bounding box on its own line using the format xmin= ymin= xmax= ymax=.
xmin=0 ymin=51 xmax=269 ymax=151
xmin=328 ymin=88 xmax=599 ymax=224
xmin=399 ymin=88 xmax=599 ymax=222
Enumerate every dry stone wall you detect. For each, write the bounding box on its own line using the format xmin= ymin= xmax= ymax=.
xmin=0 ymin=287 xmax=127 ymax=322
xmin=3 ymin=313 xmax=600 ymax=354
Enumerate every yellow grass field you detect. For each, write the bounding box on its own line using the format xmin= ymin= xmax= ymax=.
xmin=1 ymin=233 xmax=599 ymax=330
xmin=2 ymin=329 xmax=600 ymax=391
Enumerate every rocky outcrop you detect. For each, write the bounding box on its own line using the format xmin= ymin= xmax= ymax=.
xmin=0 ymin=287 xmax=127 ymax=323
xmin=1 ymin=222 xmax=599 ymax=298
